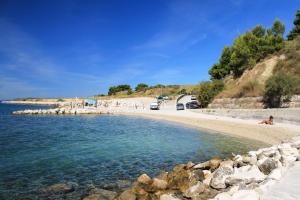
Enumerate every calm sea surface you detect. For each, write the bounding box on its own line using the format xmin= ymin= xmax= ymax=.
xmin=0 ymin=104 xmax=265 ymax=199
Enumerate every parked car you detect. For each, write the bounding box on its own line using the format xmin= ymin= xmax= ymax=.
xmin=191 ymin=95 xmax=197 ymax=100
xmin=186 ymin=101 xmax=200 ymax=109
xmin=163 ymin=96 xmax=169 ymax=100
xmin=157 ymin=96 xmax=164 ymax=103
xmin=176 ymin=103 xmax=184 ymax=110
xmin=150 ymin=102 xmax=160 ymax=110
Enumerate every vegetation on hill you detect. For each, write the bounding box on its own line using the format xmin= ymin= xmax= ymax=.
xmin=106 ymin=83 xmax=197 ymax=97
xmin=263 ymin=35 xmax=300 ymax=108
xmin=287 ymin=10 xmax=300 ymax=40
xmin=209 ymin=19 xmax=285 ymax=79
xmin=108 ymin=84 xmax=132 ymax=95
xmin=196 ymin=10 xmax=300 ymax=108
xmin=135 ymin=83 xmax=149 ymax=92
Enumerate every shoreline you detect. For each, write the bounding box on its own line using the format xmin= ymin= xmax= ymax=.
xmin=115 ymin=110 xmax=300 ymax=145
xmin=6 ymin=98 xmax=300 ymax=145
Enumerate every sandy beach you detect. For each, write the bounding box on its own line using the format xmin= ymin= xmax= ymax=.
xmin=118 ymin=109 xmax=300 ymax=145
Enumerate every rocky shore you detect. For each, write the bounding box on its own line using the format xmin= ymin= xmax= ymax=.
xmin=12 ymin=108 xmax=111 ymax=115
xmin=39 ymin=136 xmax=300 ymax=200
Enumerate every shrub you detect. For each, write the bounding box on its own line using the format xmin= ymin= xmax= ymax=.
xmin=263 ymin=73 xmax=296 ymax=108
xmin=196 ymin=80 xmax=224 ymax=108
xmin=108 ymin=84 xmax=132 ymax=95
xmin=135 ymin=83 xmax=149 ymax=92
xmin=57 ymin=98 xmax=64 ymax=102
xmin=178 ymin=88 xmax=187 ymax=94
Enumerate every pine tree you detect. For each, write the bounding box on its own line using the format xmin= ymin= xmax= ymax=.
xmin=287 ymin=10 xmax=300 ymax=40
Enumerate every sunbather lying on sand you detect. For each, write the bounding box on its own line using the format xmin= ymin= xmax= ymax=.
xmin=259 ymin=115 xmax=274 ymax=125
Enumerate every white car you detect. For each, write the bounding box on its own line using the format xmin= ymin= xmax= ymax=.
xmin=150 ymin=102 xmax=160 ymax=110
xmin=191 ymin=95 xmax=197 ymax=100
xmin=163 ymin=96 xmax=169 ymax=100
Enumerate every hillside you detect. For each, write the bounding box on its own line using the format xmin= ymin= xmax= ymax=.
xmin=216 ymin=55 xmax=284 ymax=98
xmin=217 ymin=36 xmax=300 ymax=99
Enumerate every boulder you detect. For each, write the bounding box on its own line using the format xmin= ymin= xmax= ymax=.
xmin=183 ymin=182 xmax=205 ymax=198
xmin=212 ymin=192 xmax=232 ymax=200
xmin=278 ymin=143 xmax=298 ymax=157
xmin=229 ymin=165 xmax=266 ymax=184
xmin=219 ymin=160 xmax=233 ymax=168
xmin=203 ymin=171 xmax=214 ymax=186
xmin=256 ymin=179 xmax=277 ymax=194
xmin=258 ymin=158 xmax=278 ymax=175
xmin=167 ymin=165 xmax=194 ymax=192
xmin=231 ymin=190 xmax=259 ymax=200
xmin=193 ymin=161 xmax=210 ymax=170
xmin=152 ymin=178 xmax=168 ymax=190
xmin=137 ymin=174 xmax=152 ymax=185
xmin=210 ymin=165 xmax=233 ymax=189
xmin=267 ymin=168 xmax=282 ymax=180
xmin=281 ymin=155 xmax=297 ymax=166
xmin=209 ymin=158 xmax=222 ymax=170
xmin=186 ymin=161 xmax=195 ymax=169
xmin=160 ymin=194 xmax=182 ymax=200
xmin=227 ymin=186 xmax=239 ymax=196
xmin=117 ymin=190 xmax=136 ymax=200
xmin=192 ymin=169 xmax=205 ymax=182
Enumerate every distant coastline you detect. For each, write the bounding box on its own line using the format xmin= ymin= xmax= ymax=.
xmin=6 ymin=97 xmax=300 ymax=145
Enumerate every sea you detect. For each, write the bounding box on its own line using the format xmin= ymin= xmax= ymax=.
xmin=0 ymin=103 xmax=265 ymax=199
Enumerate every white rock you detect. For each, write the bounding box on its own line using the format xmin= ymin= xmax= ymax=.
xmin=267 ymin=168 xmax=282 ymax=180
xmin=256 ymin=179 xmax=277 ymax=194
xmin=232 ymin=190 xmax=259 ymax=200
xmin=248 ymin=151 xmax=257 ymax=157
xmin=233 ymin=155 xmax=243 ymax=162
xmin=184 ymin=182 xmax=205 ymax=198
xmin=281 ymin=155 xmax=297 ymax=167
xmin=230 ymin=165 xmax=266 ymax=183
xmin=160 ymin=194 xmax=181 ymax=200
xmin=220 ymin=160 xmax=234 ymax=168
xmin=203 ymin=171 xmax=214 ymax=186
xmin=227 ymin=186 xmax=239 ymax=196
xmin=210 ymin=165 xmax=233 ymax=189
xmin=212 ymin=192 xmax=232 ymax=200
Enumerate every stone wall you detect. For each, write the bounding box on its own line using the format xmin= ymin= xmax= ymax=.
xmin=208 ymin=95 xmax=300 ymax=109
xmin=192 ymin=108 xmax=300 ymax=125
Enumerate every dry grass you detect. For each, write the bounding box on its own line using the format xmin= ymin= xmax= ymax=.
xmin=217 ymin=56 xmax=279 ymax=98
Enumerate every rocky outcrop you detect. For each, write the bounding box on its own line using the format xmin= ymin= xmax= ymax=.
xmin=107 ymin=136 xmax=300 ymax=200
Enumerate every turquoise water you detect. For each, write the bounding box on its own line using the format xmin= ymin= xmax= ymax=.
xmin=0 ymin=104 xmax=265 ymax=199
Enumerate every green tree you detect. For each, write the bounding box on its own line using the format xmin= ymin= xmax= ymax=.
xmin=108 ymin=84 xmax=132 ymax=95
xmin=271 ymin=19 xmax=285 ymax=36
xmin=135 ymin=83 xmax=149 ymax=92
xmin=230 ymin=34 xmax=252 ymax=77
xmin=209 ymin=46 xmax=232 ymax=79
xmin=288 ymin=10 xmax=300 ymax=40
xmin=208 ymin=20 xmax=285 ymax=80
xmin=252 ymin=25 xmax=266 ymax=38
xmin=263 ymin=73 xmax=295 ymax=108
xmin=196 ymin=80 xmax=224 ymax=108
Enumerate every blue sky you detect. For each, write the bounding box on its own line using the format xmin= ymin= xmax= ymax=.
xmin=0 ymin=0 xmax=298 ymax=99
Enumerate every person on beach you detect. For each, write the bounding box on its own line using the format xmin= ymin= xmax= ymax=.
xmin=259 ymin=115 xmax=274 ymax=125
